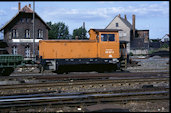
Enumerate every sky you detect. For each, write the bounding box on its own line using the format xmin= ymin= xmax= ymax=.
xmin=0 ymin=1 xmax=169 ymax=39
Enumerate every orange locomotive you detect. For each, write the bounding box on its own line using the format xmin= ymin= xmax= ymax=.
xmin=39 ymin=29 xmax=125 ymax=73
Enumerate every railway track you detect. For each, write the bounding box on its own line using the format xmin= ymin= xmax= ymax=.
xmin=1 ymin=71 xmax=169 ymax=81
xmin=0 ymin=72 xmax=169 ymax=112
xmin=0 ymin=75 xmax=169 ymax=96
xmin=0 ymin=86 xmax=169 ymax=112
xmin=0 ymin=77 xmax=169 ymax=89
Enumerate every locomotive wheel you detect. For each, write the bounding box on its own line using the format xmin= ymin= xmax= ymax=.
xmin=56 ymin=66 xmax=64 ymax=74
xmin=57 ymin=70 xmax=64 ymax=74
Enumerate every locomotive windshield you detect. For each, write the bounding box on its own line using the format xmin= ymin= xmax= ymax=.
xmin=101 ymin=34 xmax=115 ymax=41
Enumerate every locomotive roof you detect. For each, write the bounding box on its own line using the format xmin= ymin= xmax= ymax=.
xmin=89 ymin=29 xmax=122 ymax=33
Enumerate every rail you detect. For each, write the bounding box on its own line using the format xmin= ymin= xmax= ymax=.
xmin=0 ymin=87 xmax=168 ymax=109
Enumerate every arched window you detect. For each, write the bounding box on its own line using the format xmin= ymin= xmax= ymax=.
xmin=12 ymin=46 xmax=17 ymax=55
xmin=12 ymin=29 xmax=18 ymax=38
xmin=25 ymin=46 xmax=30 ymax=57
xmin=25 ymin=29 xmax=30 ymax=38
xmin=38 ymin=29 xmax=43 ymax=38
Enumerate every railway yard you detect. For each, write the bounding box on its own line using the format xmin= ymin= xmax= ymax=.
xmin=0 ymin=54 xmax=170 ymax=112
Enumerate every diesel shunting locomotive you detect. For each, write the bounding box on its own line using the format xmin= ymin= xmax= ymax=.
xmin=39 ymin=29 xmax=127 ymax=73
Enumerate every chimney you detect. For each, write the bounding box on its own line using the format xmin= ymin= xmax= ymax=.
xmin=29 ymin=4 xmax=31 ymax=8
xmin=132 ymin=14 xmax=135 ymax=39
xmin=75 ymin=36 xmax=78 ymax=40
xmin=18 ymin=2 xmax=21 ymax=11
xmin=118 ymin=14 xmax=120 ymax=17
xmin=124 ymin=14 xmax=127 ymax=20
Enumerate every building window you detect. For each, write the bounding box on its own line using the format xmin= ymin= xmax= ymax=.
xmin=116 ymin=23 xmax=119 ymax=27
xmin=12 ymin=46 xmax=17 ymax=55
xmin=20 ymin=18 xmax=24 ymax=23
xmin=12 ymin=29 xmax=18 ymax=38
xmin=12 ymin=29 xmax=16 ymax=38
xmin=25 ymin=29 xmax=30 ymax=38
xmin=26 ymin=18 xmax=29 ymax=23
xmin=38 ymin=29 xmax=43 ymax=38
xmin=25 ymin=46 xmax=30 ymax=57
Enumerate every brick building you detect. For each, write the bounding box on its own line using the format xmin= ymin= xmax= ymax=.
xmin=106 ymin=14 xmax=149 ymax=55
xmin=0 ymin=3 xmax=50 ymax=60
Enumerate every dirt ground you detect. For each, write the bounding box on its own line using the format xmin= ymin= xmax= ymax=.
xmin=14 ymin=100 xmax=169 ymax=112
xmin=126 ymin=55 xmax=169 ymax=72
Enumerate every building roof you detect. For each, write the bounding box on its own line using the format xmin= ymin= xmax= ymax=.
xmin=161 ymin=34 xmax=170 ymax=42
xmin=119 ymin=16 xmax=133 ymax=29
xmin=0 ymin=5 xmax=50 ymax=31
xmin=20 ymin=5 xmax=33 ymax=13
xmin=161 ymin=34 xmax=170 ymax=38
xmin=105 ymin=15 xmax=134 ymax=30
xmin=89 ymin=29 xmax=122 ymax=33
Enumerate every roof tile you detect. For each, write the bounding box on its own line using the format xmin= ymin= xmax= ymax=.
xmin=20 ymin=5 xmax=33 ymax=13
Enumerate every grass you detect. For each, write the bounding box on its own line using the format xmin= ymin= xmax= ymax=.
xmin=148 ymin=47 xmax=169 ymax=54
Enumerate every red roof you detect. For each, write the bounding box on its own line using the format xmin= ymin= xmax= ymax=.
xmin=20 ymin=5 xmax=33 ymax=13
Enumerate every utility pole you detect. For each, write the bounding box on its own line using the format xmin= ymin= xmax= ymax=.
xmin=32 ymin=1 xmax=35 ymax=62
xmin=82 ymin=22 xmax=85 ymax=39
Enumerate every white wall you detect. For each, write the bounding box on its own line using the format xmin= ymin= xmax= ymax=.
xmin=130 ymin=49 xmax=149 ymax=55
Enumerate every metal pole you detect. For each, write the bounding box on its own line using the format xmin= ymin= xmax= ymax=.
xmin=33 ymin=1 xmax=35 ymax=62
xmin=82 ymin=22 xmax=85 ymax=39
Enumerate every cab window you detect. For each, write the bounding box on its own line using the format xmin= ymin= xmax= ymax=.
xmin=101 ymin=34 xmax=115 ymax=41
xmin=101 ymin=34 xmax=108 ymax=41
xmin=108 ymin=34 xmax=115 ymax=41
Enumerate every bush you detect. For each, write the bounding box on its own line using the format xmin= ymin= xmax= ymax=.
xmin=161 ymin=44 xmax=169 ymax=48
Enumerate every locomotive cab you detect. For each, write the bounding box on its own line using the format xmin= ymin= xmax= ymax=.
xmin=89 ymin=29 xmax=121 ymax=59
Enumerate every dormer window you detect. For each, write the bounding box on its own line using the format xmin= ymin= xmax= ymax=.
xmin=38 ymin=29 xmax=43 ymax=38
xmin=116 ymin=23 xmax=119 ymax=27
xmin=20 ymin=18 xmax=24 ymax=23
xmin=25 ymin=29 xmax=30 ymax=38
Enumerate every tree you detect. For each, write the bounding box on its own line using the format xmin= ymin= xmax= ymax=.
xmin=46 ymin=22 xmax=69 ymax=39
xmin=72 ymin=27 xmax=88 ymax=39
